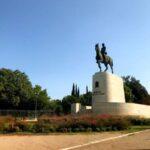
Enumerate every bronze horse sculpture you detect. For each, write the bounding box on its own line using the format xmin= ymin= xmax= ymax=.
xmin=95 ymin=44 xmax=114 ymax=73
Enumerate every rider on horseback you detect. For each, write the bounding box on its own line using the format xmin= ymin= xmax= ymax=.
xmin=95 ymin=43 xmax=113 ymax=73
xmin=95 ymin=43 xmax=101 ymax=63
xmin=101 ymin=43 xmax=107 ymax=62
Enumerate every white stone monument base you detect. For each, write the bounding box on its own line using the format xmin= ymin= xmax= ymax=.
xmin=92 ymin=72 xmax=125 ymax=103
xmin=71 ymin=72 xmax=150 ymax=118
xmin=92 ymin=102 xmax=150 ymax=118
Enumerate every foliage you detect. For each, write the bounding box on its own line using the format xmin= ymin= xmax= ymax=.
xmin=0 ymin=115 xmax=149 ymax=133
xmin=62 ymin=96 xmax=79 ymax=114
xmin=127 ymin=117 xmax=150 ymax=126
xmin=71 ymin=83 xmax=80 ymax=97
xmin=86 ymin=86 xmax=89 ymax=94
xmin=37 ymin=115 xmax=131 ymax=132
xmin=0 ymin=115 xmax=130 ymax=133
xmin=49 ymin=100 xmax=63 ymax=115
xmin=0 ymin=68 xmax=50 ymax=110
xmin=123 ymin=76 xmax=149 ymax=104
xmin=124 ymin=84 xmax=133 ymax=103
xmin=31 ymin=85 xmax=50 ymax=110
xmin=0 ymin=69 xmax=33 ymax=109
xmin=71 ymin=83 xmax=75 ymax=96
xmin=80 ymin=92 xmax=92 ymax=106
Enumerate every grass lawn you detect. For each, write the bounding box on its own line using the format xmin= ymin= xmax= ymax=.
xmin=122 ymin=125 xmax=150 ymax=134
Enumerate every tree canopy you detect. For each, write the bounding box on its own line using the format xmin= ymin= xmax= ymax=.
xmin=0 ymin=68 xmax=50 ymax=110
xmin=123 ymin=76 xmax=149 ymax=104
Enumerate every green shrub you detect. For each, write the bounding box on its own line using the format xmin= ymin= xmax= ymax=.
xmin=15 ymin=122 xmax=35 ymax=132
xmin=34 ymin=122 xmax=56 ymax=133
xmin=41 ymin=115 xmax=131 ymax=132
xmin=129 ymin=117 xmax=150 ymax=126
xmin=0 ymin=115 xmax=149 ymax=133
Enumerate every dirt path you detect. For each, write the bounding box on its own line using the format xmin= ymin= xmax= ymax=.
xmin=0 ymin=130 xmax=149 ymax=150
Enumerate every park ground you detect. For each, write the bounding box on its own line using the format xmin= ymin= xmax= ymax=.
xmin=0 ymin=127 xmax=149 ymax=150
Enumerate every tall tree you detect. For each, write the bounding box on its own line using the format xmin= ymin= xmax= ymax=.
xmin=71 ymin=83 xmax=75 ymax=96
xmin=0 ymin=69 xmax=33 ymax=109
xmin=86 ymin=86 xmax=89 ymax=94
xmin=0 ymin=68 xmax=50 ymax=110
xmin=77 ymin=87 xmax=80 ymax=97
xmin=75 ymin=84 xmax=78 ymax=96
xmin=123 ymin=76 xmax=149 ymax=104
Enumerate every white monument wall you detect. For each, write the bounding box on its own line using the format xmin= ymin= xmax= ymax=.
xmin=92 ymin=102 xmax=150 ymax=118
xmin=92 ymin=72 xmax=150 ymax=118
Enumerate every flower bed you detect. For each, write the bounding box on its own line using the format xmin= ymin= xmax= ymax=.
xmin=0 ymin=115 xmax=149 ymax=133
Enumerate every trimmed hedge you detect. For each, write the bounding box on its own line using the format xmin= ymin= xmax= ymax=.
xmin=0 ymin=115 xmax=149 ymax=133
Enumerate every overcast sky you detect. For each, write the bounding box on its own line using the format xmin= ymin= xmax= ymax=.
xmin=0 ymin=0 xmax=150 ymax=99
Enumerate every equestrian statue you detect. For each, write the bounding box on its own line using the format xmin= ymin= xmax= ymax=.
xmin=95 ymin=43 xmax=114 ymax=73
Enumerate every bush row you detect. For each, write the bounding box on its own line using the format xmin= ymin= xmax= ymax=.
xmin=0 ymin=115 xmax=149 ymax=133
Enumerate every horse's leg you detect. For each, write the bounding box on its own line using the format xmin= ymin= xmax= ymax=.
xmin=110 ymin=65 xmax=114 ymax=74
xmin=104 ymin=63 xmax=108 ymax=72
xmin=98 ymin=61 xmax=102 ymax=72
xmin=109 ymin=60 xmax=114 ymax=74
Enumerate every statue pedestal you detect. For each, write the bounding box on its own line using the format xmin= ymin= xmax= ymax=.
xmin=71 ymin=71 xmax=150 ymax=118
xmin=92 ymin=72 xmax=125 ymax=112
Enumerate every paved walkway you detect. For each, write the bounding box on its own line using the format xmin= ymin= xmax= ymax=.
xmin=0 ymin=130 xmax=149 ymax=150
xmin=71 ymin=130 xmax=150 ymax=150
